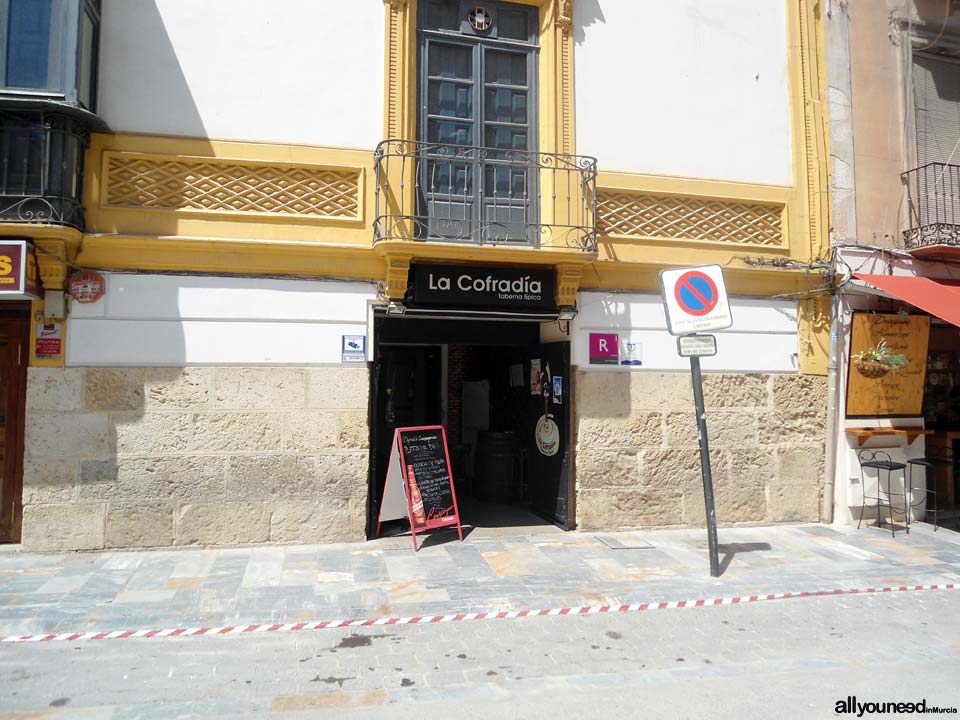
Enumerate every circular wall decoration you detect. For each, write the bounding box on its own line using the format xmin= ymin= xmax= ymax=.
xmin=468 ymin=6 xmax=492 ymax=31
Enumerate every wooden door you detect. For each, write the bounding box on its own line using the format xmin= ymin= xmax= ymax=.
xmin=0 ymin=309 xmax=29 ymax=542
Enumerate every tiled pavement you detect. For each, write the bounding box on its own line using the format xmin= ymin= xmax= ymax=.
xmin=0 ymin=522 xmax=959 ymax=637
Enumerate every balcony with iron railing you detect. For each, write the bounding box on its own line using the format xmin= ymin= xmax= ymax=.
xmin=0 ymin=109 xmax=88 ymax=230
xmin=902 ymin=162 xmax=960 ymax=257
xmin=373 ymin=139 xmax=598 ymax=253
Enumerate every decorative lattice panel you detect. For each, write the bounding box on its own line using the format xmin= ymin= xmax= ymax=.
xmin=105 ymin=154 xmax=361 ymax=219
xmin=597 ymin=191 xmax=784 ymax=246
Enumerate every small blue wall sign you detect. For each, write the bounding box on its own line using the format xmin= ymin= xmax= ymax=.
xmin=342 ymin=335 xmax=366 ymax=363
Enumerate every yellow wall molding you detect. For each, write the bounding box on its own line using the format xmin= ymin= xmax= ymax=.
xmin=76 ymin=234 xmax=386 ymax=281
xmin=597 ymin=189 xmax=786 ymax=249
xmin=595 ymin=172 xmax=794 ymax=259
xmin=383 ymin=0 xmax=416 ymax=141
xmin=788 ymin=0 xmax=829 ymax=263
xmin=790 ymin=0 xmax=830 ymax=373
xmin=33 ymin=239 xmax=68 ymax=291
xmin=102 ymin=151 xmax=363 ymax=222
xmin=555 ymin=262 xmax=582 ymax=307
xmin=583 ymin=261 xmax=821 ymax=298
xmin=85 ymin=134 xmax=374 ymax=246
xmin=0 ymin=225 xmax=82 ymax=265
xmin=384 ymin=252 xmax=412 ymax=301
xmin=798 ymin=295 xmax=830 ymax=375
xmin=374 ymin=239 xmax=592 ymax=266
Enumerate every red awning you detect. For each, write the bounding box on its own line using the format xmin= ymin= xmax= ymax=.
xmin=853 ymin=274 xmax=960 ymax=327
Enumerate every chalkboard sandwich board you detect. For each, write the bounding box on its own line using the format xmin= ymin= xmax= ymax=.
xmin=376 ymin=425 xmax=463 ymax=552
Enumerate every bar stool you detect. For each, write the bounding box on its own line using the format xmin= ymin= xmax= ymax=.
xmin=857 ymin=450 xmax=907 ymax=537
xmin=906 ymin=457 xmax=949 ymax=533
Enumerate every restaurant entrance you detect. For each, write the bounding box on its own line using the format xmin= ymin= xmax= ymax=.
xmin=0 ymin=304 xmax=29 ymax=543
xmin=367 ymin=313 xmax=572 ymax=538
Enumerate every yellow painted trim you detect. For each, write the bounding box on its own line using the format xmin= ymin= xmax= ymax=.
xmin=373 ymin=239 xmax=592 ymax=267
xmin=0 ymin=224 xmax=81 ymax=243
xmin=598 ymin=172 xmax=792 ymax=204
xmin=383 ymin=0 xmax=417 ymax=141
xmin=786 ymin=0 xmax=829 ymax=264
xmin=99 ymin=150 xmax=365 ymax=224
xmin=0 ymin=228 xmax=80 ymax=290
xmin=34 ymin=239 xmax=68 ymax=291
xmin=597 ymin=172 xmax=791 ymax=254
xmin=799 ymin=295 xmax=830 ymax=375
xmin=791 ymin=0 xmax=830 ymax=374
xmin=77 ymin=234 xmax=386 ymax=281
xmin=583 ymin=260 xmax=822 ymax=298
xmin=85 ymin=133 xmax=374 ymax=246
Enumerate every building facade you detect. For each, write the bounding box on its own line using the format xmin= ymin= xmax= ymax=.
xmin=0 ymin=0 xmax=830 ymax=551
xmin=825 ymin=0 xmax=960 ymax=529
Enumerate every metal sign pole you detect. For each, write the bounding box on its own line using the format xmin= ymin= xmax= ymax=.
xmin=689 ymin=354 xmax=721 ymax=577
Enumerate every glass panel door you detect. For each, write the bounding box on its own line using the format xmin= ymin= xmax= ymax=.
xmin=421 ymin=38 xmax=478 ymax=241
xmin=418 ymin=1 xmax=538 ymax=245
xmin=482 ymin=47 xmax=535 ymax=243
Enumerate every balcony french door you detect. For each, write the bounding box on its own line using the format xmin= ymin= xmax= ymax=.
xmin=418 ymin=1 xmax=538 ymax=244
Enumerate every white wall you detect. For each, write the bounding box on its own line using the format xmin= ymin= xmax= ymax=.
xmin=574 ymin=292 xmax=798 ymax=372
xmin=98 ymin=0 xmax=384 ymax=148
xmin=67 ymin=274 xmax=377 ymax=366
xmin=574 ymin=0 xmax=793 ymax=185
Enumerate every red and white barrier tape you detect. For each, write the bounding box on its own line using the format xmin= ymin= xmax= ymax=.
xmin=0 ymin=583 xmax=955 ymax=644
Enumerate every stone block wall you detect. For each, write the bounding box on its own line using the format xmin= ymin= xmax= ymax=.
xmin=21 ymin=366 xmax=369 ymax=551
xmin=575 ymin=372 xmax=826 ymax=530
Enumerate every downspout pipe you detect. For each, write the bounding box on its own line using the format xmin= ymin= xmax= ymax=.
xmin=822 ymin=289 xmax=840 ymax=523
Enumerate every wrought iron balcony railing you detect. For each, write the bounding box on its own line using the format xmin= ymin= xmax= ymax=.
xmin=0 ymin=109 xmax=88 ymax=230
xmin=902 ymin=162 xmax=960 ymax=251
xmin=373 ymin=139 xmax=597 ymax=252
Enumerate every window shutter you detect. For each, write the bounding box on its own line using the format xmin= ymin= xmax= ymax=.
xmin=914 ymin=53 xmax=960 ymax=166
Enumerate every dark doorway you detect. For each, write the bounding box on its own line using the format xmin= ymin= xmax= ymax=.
xmin=0 ymin=304 xmax=29 ymax=543
xmin=367 ymin=313 xmax=572 ymax=537
xmin=370 ymin=344 xmax=444 ymax=538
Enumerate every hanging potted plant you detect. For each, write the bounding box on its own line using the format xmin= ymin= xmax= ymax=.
xmin=853 ymin=339 xmax=908 ymax=378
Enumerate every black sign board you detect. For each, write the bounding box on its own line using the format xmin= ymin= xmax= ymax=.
xmin=411 ymin=264 xmax=555 ymax=310
xmin=375 ymin=425 xmax=463 ymax=551
xmin=399 ymin=428 xmax=456 ymax=523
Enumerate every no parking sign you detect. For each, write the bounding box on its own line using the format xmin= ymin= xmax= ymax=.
xmin=659 ymin=265 xmax=733 ymax=336
xmin=658 ymin=264 xmax=732 ymax=579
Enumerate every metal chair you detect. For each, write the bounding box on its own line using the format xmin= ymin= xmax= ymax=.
xmin=906 ymin=457 xmax=950 ymax=532
xmin=857 ymin=450 xmax=907 ymax=537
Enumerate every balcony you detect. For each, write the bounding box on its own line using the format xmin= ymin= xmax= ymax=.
xmin=902 ymin=162 xmax=960 ymax=258
xmin=373 ymin=139 xmax=598 ymax=253
xmin=0 ymin=108 xmax=88 ymax=230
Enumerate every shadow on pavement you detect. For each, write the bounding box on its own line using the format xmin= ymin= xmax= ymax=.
xmin=717 ymin=542 xmax=772 ymax=575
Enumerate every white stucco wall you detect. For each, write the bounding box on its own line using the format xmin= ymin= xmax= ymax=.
xmin=67 ymin=274 xmax=377 ymax=366
xmin=573 ymin=292 xmax=799 ymax=372
xmin=574 ymin=0 xmax=793 ymax=185
xmin=98 ymin=0 xmax=384 ymax=148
